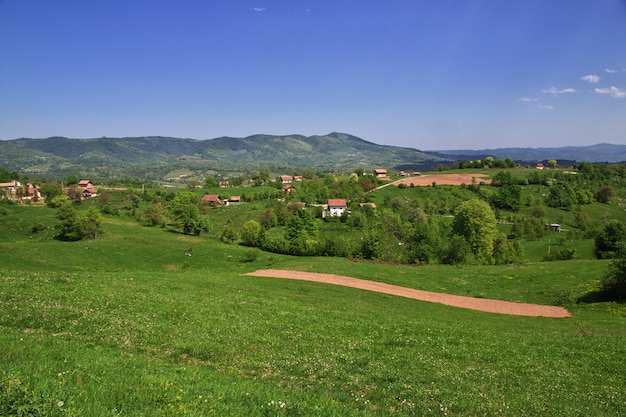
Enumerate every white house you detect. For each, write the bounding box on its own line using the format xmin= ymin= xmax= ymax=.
xmin=327 ymin=198 xmax=347 ymax=217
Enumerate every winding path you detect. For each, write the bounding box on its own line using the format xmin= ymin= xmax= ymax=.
xmin=245 ymin=269 xmax=572 ymax=318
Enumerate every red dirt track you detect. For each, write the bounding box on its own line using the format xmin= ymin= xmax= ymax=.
xmin=396 ymin=173 xmax=491 ymax=186
xmin=245 ymin=269 xmax=572 ymax=318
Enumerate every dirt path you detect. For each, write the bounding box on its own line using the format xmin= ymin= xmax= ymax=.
xmin=244 ymin=269 xmax=572 ymax=318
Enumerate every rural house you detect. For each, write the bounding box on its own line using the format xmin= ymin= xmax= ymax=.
xmin=78 ymin=180 xmax=94 ymax=189
xmin=283 ymin=184 xmax=296 ymax=194
xmin=281 ymin=175 xmax=293 ymax=183
xmin=202 ymin=194 xmax=222 ymax=207
xmin=327 ymin=198 xmax=348 ymax=217
xmin=374 ymin=169 xmax=387 ymax=178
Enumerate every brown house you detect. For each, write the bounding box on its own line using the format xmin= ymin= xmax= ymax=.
xmin=202 ymin=194 xmax=222 ymax=206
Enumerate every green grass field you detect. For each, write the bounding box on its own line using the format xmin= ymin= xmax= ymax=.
xmin=1 ymin=203 xmax=625 ymax=416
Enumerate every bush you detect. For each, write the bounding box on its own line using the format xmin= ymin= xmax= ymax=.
xmin=598 ymin=247 xmax=626 ymax=300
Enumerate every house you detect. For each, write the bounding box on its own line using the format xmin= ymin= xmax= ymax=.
xmin=536 ymin=163 xmax=544 ymax=170
xmin=280 ymin=175 xmax=293 ymax=184
xmin=412 ymin=172 xmax=421 ymax=176
xmin=548 ymin=223 xmax=561 ymax=232
xmin=26 ymin=183 xmax=41 ymax=200
xmin=283 ymin=184 xmax=296 ymax=193
xmin=327 ymin=198 xmax=348 ymax=217
xmin=0 ymin=180 xmax=21 ymax=198
xmin=229 ymin=196 xmax=241 ymax=204
xmin=202 ymin=194 xmax=222 ymax=206
xmin=374 ymin=169 xmax=387 ymax=178
xmin=78 ymin=180 xmax=94 ymax=189
xmin=293 ymin=176 xmax=303 ymax=182
xmin=83 ymin=188 xmax=98 ymax=199
xmin=219 ymin=181 xmax=230 ymax=188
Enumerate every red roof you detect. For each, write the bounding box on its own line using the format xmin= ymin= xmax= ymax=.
xmin=328 ymin=198 xmax=347 ymax=207
xmin=202 ymin=194 xmax=220 ymax=202
xmin=229 ymin=196 xmax=241 ymax=202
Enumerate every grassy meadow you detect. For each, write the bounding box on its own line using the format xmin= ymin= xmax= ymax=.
xmin=1 ymin=201 xmax=626 ymax=416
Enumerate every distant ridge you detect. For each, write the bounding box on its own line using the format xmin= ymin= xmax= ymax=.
xmin=0 ymin=132 xmax=447 ymax=180
xmin=432 ymin=143 xmax=626 ymax=164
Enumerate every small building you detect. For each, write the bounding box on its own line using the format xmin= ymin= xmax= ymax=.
xmin=327 ymin=198 xmax=348 ymax=217
xmin=219 ymin=181 xmax=230 ymax=188
xmin=548 ymin=223 xmax=561 ymax=232
xmin=536 ymin=163 xmax=544 ymax=170
xmin=283 ymin=184 xmax=296 ymax=193
xmin=83 ymin=188 xmax=98 ymax=199
xmin=293 ymin=176 xmax=303 ymax=182
xmin=280 ymin=175 xmax=293 ymax=184
xmin=78 ymin=180 xmax=94 ymax=189
xmin=202 ymin=194 xmax=222 ymax=206
xmin=374 ymin=169 xmax=387 ymax=178
xmin=229 ymin=196 xmax=241 ymax=203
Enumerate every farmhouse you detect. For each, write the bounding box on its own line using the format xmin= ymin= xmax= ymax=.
xmin=374 ymin=169 xmax=387 ymax=178
xmin=327 ymin=198 xmax=348 ymax=217
xmin=0 ymin=180 xmax=21 ymax=198
xmin=281 ymin=175 xmax=293 ymax=183
xmin=283 ymin=184 xmax=296 ymax=193
xmin=202 ymin=194 xmax=222 ymax=206
xmin=78 ymin=180 xmax=94 ymax=189
xmin=83 ymin=188 xmax=98 ymax=199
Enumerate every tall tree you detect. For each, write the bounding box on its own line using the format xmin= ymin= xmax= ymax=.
xmin=452 ymin=199 xmax=497 ymax=264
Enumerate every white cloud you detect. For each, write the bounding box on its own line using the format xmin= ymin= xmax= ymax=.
xmin=538 ymin=104 xmax=555 ymax=110
xmin=541 ymin=86 xmax=576 ymax=95
xmin=605 ymin=68 xmax=617 ymax=73
xmin=519 ymin=97 xmax=537 ymax=102
xmin=253 ymin=7 xmax=265 ymax=12
xmin=595 ymin=86 xmax=626 ymax=99
xmin=580 ymin=74 xmax=600 ymax=83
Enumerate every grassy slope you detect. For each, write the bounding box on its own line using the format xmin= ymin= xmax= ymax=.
xmin=1 ymin=203 xmax=625 ymax=416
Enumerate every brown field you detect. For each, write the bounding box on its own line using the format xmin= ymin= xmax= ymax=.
xmin=245 ymin=269 xmax=571 ymax=317
xmin=395 ymin=173 xmax=491 ymax=186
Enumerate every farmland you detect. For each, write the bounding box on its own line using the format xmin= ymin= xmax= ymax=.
xmin=1 ymin=164 xmax=626 ymax=416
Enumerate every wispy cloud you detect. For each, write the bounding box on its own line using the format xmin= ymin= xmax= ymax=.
xmin=580 ymin=74 xmax=600 ymax=83
xmin=519 ymin=97 xmax=537 ymax=102
xmin=538 ymin=104 xmax=555 ymax=110
xmin=541 ymin=86 xmax=576 ymax=95
xmin=252 ymin=7 xmax=265 ymax=12
xmin=595 ymin=86 xmax=626 ymax=99
xmin=605 ymin=68 xmax=617 ymax=73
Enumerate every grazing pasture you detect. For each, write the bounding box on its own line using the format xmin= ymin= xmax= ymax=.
xmin=1 ymin=202 xmax=625 ymax=416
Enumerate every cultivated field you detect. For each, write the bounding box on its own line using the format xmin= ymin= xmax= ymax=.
xmin=395 ymin=173 xmax=492 ymax=186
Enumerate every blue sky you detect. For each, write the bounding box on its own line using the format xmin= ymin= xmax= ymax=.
xmin=1 ymin=0 xmax=625 ymax=150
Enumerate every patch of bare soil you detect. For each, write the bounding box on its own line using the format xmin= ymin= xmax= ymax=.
xmin=397 ymin=173 xmax=491 ymax=187
xmin=245 ymin=269 xmax=571 ymax=318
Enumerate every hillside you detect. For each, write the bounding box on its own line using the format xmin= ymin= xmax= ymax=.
xmin=0 ymin=133 xmax=446 ymax=180
xmin=433 ymin=143 xmax=626 ymax=164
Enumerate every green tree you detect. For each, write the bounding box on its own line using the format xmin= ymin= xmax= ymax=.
xmin=599 ymin=247 xmax=626 ymax=300
xmin=241 ymin=220 xmax=265 ymax=247
xmin=40 ymin=183 xmax=64 ymax=207
xmin=452 ymin=199 xmax=497 ymax=264
xmin=595 ymin=220 xmax=625 ymax=259
xmin=65 ymin=175 xmax=79 ymax=185
xmin=56 ymin=201 xmax=102 ymax=240
xmin=142 ymin=202 xmax=165 ymax=226
xmin=595 ymin=185 xmax=615 ymax=204
xmin=169 ymin=192 xmax=209 ymax=235
xmin=204 ymin=176 xmax=218 ymax=188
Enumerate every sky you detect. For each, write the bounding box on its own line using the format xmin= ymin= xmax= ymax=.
xmin=1 ymin=0 xmax=625 ymax=150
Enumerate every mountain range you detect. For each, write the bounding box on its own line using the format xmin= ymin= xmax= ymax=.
xmin=0 ymin=133 xmax=624 ymax=181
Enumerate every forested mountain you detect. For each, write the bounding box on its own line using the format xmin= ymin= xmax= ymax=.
xmin=2 ymin=133 xmax=624 ymax=181
xmin=433 ymin=143 xmax=626 ymax=164
xmin=0 ymin=133 xmax=446 ymax=180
